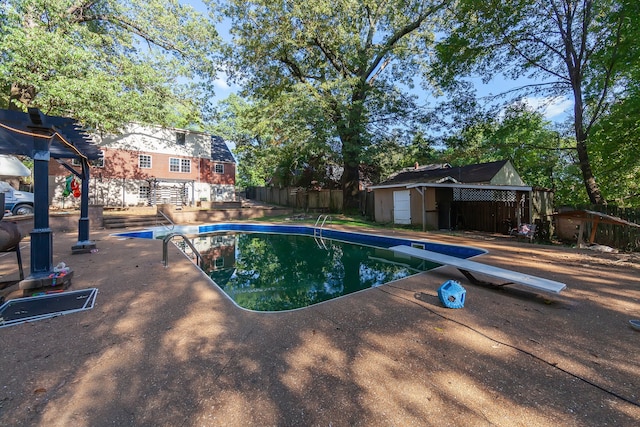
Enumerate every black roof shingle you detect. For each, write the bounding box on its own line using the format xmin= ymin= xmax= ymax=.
xmin=379 ymin=160 xmax=510 ymax=186
xmin=211 ymin=135 xmax=235 ymax=163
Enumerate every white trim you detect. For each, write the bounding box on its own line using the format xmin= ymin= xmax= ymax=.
xmin=368 ymin=182 xmax=532 ymax=192
xmin=435 ymin=176 xmax=460 ymax=184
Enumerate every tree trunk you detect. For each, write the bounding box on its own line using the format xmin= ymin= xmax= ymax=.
xmin=341 ymin=147 xmax=361 ymax=212
xmin=572 ymin=81 xmax=604 ymax=205
xmin=8 ymin=83 xmax=36 ymax=111
xmin=337 ymin=87 xmax=367 ymax=213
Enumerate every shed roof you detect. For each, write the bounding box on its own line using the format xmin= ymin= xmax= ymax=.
xmin=374 ymin=160 xmax=512 ymax=187
xmin=0 ymin=108 xmax=101 ymax=160
xmin=554 ymin=209 xmax=640 ymax=228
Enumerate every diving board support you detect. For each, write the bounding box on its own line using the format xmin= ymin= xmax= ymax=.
xmin=389 ymin=245 xmax=566 ymax=294
xmin=458 ymin=269 xmax=512 ymax=288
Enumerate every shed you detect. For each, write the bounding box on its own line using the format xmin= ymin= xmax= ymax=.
xmin=554 ymin=209 xmax=640 ymax=248
xmin=369 ymin=160 xmax=540 ymax=233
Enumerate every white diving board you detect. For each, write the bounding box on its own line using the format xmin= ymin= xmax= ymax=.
xmin=389 ymin=245 xmax=567 ymax=294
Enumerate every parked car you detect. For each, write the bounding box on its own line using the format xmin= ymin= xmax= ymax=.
xmin=1 ymin=181 xmax=34 ymax=215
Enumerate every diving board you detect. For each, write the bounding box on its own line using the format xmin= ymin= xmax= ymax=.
xmin=390 ymin=245 xmax=566 ymax=294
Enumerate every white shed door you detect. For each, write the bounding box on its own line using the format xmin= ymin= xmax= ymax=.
xmin=393 ymin=190 xmax=411 ymax=224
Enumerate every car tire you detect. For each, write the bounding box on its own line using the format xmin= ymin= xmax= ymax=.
xmin=13 ymin=204 xmax=34 ymax=215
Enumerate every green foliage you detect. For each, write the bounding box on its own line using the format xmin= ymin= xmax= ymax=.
xmin=433 ymin=0 xmax=637 ymax=205
xmin=213 ymin=0 xmax=449 ymax=207
xmin=586 ymin=0 xmax=640 ymax=206
xmin=0 ymin=0 xmax=220 ymax=131
xmin=212 ymin=92 xmax=340 ymax=189
xmin=589 ymin=85 xmax=640 ymax=206
xmin=437 ymin=103 xmax=589 ymax=205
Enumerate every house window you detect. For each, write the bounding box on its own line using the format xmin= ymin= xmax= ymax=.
xmin=169 ymin=158 xmax=191 ymax=173
xmin=139 ymin=154 xmax=152 ymax=169
xmin=214 ymin=163 xmax=224 ymax=174
xmin=181 ymin=158 xmax=191 ymax=173
xmin=176 ymin=131 xmax=186 ymax=145
xmin=139 ymin=186 xmax=150 ymax=200
xmin=214 ymin=257 xmax=224 ymax=269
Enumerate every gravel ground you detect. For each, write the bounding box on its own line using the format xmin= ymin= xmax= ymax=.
xmin=0 ymin=227 xmax=638 ymax=426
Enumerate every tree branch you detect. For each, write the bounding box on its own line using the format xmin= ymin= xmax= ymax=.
xmin=73 ymin=13 xmax=187 ymax=55
xmin=364 ymin=0 xmax=449 ymax=82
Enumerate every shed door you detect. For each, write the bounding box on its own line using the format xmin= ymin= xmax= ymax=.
xmin=393 ymin=190 xmax=411 ymax=224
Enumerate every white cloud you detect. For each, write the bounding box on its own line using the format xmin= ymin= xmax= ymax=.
xmin=213 ymin=78 xmax=231 ymax=90
xmin=522 ymin=96 xmax=573 ymax=120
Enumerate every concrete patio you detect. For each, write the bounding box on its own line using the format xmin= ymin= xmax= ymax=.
xmin=0 ymin=226 xmax=639 ymax=426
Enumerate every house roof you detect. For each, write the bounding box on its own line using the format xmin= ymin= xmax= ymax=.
xmin=211 ymin=136 xmax=235 ymax=163
xmin=0 ymin=108 xmax=102 ymax=160
xmin=378 ymin=160 xmax=510 ymax=187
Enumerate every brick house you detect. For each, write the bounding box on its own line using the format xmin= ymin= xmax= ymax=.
xmin=48 ymin=124 xmax=236 ymax=208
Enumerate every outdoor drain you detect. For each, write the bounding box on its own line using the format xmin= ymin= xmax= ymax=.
xmin=0 ymin=288 xmax=98 ymax=328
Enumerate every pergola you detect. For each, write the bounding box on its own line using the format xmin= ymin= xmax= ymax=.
xmin=0 ymin=108 xmax=102 ymax=291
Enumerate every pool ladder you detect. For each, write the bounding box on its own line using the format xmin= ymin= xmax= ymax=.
xmin=314 ymin=214 xmax=331 ymax=249
xmin=162 ymin=232 xmax=203 ymax=268
xmin=156 ymin=209 xmax=175 ymax=231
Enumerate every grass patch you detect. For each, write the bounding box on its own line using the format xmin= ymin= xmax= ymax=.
xmin=253 ymin=212 xmax=428 ymax=231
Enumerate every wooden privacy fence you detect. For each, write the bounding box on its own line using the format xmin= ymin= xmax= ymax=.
xmin=247 ymin=187 xmax=344 ymax=212
xmin=245 ymin=186 xmax=375 ymax=216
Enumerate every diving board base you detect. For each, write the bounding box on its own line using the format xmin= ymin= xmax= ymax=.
xmin=389 ymin=245 xmax=566 ymax=294
xmin=458 ymin=269 xmax=512 ymax=288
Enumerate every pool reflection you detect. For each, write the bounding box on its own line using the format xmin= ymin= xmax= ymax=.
xmin=192 ymin=232 xmax=437 ymax=311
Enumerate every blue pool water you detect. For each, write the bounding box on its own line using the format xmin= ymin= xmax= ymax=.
xmin=114 ymin=223 xmax=485 ymax=311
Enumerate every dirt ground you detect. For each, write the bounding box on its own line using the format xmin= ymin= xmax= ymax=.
xmin=0 ymin=226 xmax=639 ymax=426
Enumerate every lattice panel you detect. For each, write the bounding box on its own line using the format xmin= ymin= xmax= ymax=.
xmin=453 ymin=188 xmax=517 ymax=202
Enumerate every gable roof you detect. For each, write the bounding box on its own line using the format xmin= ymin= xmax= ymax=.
xmin=376 ymin=160 xmax=512 ymax=187
xmin=211 ymin=135 xmax=235 ymax=163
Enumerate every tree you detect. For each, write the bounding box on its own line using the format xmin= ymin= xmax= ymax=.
xmin=214 ymin=0 xmax=449 ymax=211
xmin=0 ymin=0 xmax=220 ymax=131
xmin=439 ymin=103 xmax=574 ymax=192
xmin=586 ymin=0 xmax=640 ymax=206
xmin=434 ymin=0 xmax=637 ymax=205
xmin=213 ymin=92 xmax=340 ymax=189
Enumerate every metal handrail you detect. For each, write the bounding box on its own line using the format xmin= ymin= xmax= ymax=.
xmin=314 ymin=214 xmax=331 ymax=236
xmin=162 ymin=232 xmax=202 ymax=268
xmin=320 ymin=215 xmax=331 ymax=229
xmin=157 ymin=209 xmax=175 ymax=230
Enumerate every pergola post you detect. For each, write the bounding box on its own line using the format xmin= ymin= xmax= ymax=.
xmin=72 ymin=159 xmax=96 ymax=253
xmin=27 ymin=129 xmax=54 ymax=277
xmin=19 ymin=129 xmax=75 ymax=294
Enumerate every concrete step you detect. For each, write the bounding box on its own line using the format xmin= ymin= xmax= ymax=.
xmin=103 ymin=214 xmax=165 ymax=229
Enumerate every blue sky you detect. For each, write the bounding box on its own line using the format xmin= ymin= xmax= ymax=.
xmin=188 ymin=1 xmax=572 ymax=123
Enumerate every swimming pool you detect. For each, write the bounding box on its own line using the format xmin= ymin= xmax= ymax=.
xmin=114 ymin=223 xmax=485 ymax=312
